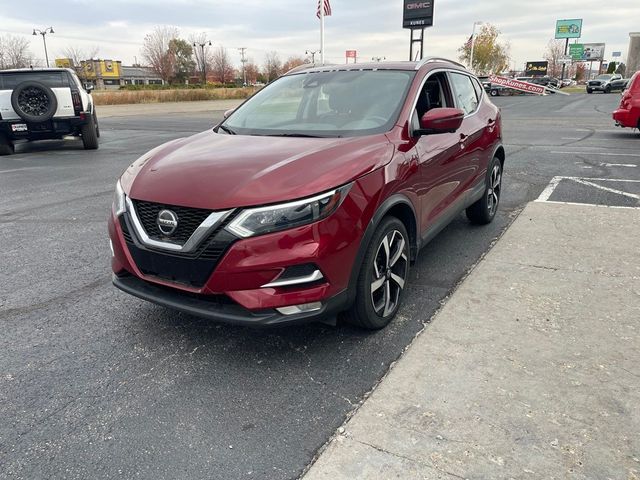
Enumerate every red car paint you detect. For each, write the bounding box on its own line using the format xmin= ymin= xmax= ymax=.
xmin=108 ymin=59 xmax=504 ymax=325
xmin=613 ymin=71 xmax=640 ymax=129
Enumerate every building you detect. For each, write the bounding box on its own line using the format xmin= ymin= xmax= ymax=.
xmin=54 ymin=58 xmax=164 ymax=89
xmin=628 ymin=33 xmax=640 ymax=75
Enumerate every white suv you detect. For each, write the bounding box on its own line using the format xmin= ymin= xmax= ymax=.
xmin=0 ymin=68 xmax=99 ymax=155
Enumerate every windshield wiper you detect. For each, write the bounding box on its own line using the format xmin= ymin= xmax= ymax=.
xmin=218 ymin=125 xmax=237 ymax=135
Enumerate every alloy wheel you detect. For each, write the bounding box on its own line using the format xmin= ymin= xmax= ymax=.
xmin=487 ymin=164 xmax=501 ymax=216
xmin=370 ymin=230 xmax=408 ymax=317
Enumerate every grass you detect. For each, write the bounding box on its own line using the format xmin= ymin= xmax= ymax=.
xmin=92 ymin=87 xmax=258 ymax=106
xmin=562 ymin=86 xmax=587 ymax=94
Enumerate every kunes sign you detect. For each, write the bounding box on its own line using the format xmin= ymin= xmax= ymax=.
xmin=403 ymin=0 xmax=434 ymax=29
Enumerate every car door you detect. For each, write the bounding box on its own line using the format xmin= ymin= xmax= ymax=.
xmin=409 ymin=71 xmax=465 ymax=234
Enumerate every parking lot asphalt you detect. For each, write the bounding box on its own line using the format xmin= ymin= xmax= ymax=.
xmin=0 ymin=92 xmax=637 ymax=480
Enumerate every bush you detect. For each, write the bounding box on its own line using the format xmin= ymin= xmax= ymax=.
xmin=119 ymin=82 xmax=239 ymax=91
xmin=92 ymin=87 xmax=258 ymax=105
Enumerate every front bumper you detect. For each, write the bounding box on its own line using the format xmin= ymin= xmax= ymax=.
xmin=113 ymin=273 xmax=349 ymax=327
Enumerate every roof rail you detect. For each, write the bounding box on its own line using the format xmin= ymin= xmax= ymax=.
xmin=285 ymin=63 xmax=317 ymax=75
xmin=414 ymin=57 xmax=467 ymax=70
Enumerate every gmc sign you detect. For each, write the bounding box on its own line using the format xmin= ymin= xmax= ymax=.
xmin=403 ymin=0 xmax=434 ymax=29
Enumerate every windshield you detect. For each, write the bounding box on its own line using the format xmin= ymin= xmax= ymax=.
xmin=596 ymin=75 xmax=612 ymax=80
xmin=221 ymin=69 xmax=415 ymax=138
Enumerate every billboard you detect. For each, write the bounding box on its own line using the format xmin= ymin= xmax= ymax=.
xmin=345 ymin=50 xmax=357 ymax=59
xmin=555 ymin=19 xmax=583 ymax=39
xmin=403 ymin=0 xmax=434 ymax=29
xmin=581 ymin=43 xmax=606 ymax=61
xmin=525 ymin=61 xmax=548 ymax=77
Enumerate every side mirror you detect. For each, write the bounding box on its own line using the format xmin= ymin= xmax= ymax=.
xmin=85 ymin=84 xmax=94 ymax=92
xmin=416 ymin=108 xmax=465 ymax=136
xmin=223 ymin=108 xmax=235 ymax=119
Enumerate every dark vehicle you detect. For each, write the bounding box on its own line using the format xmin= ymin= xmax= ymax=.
xmin=108 ymin=58 xmax=505 ymax=329
xmin=0 ymin=68 xmax=99 ymax=155
xmin=587 ymin=74 xmax=627 ymax=94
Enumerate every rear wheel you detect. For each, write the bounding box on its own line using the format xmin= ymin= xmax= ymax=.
xmin=81 ymin=114 xmax=99 ymax=150
xmin=466 ymin=157 xmax=502 ymax=225
xmin=490 ymin=89 xmax=499 ymax=97
xmin=604 ymin=85 xmax=611 ymax=94
xmin=344 ymin=217 xmax=410 ymax=330
xmin=0 ymin=134 xmax=14 ymax=156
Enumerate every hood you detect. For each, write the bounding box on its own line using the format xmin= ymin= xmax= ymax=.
xmin=121 ymin=130 xmax=394 ymax=210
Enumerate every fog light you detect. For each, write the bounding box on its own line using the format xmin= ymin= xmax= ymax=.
xmin=276 ymin=302 xmax=322 ymax=316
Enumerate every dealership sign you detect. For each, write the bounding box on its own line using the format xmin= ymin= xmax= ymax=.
xmin=345 ymin=50 xmax=357 ymax=59
xmin=525 ymin=61 xmax=548 ymax=77
xmin=581 ymin=43 xmax=606 ymax=61
xmin=403 ymin=0 xmax=434 ymax=29
xmin=555 ymin=19 xmax=583 ymax=39
xmin=489 ymin=76 xmax=546 ymax=96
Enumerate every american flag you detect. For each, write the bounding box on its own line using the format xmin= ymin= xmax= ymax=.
xmin=317 ymin=0 xmax=332 ymax=18
xmin=464 ymin=35 xmax=473 ymax=49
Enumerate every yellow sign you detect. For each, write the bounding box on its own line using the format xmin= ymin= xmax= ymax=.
xmin=55 ymin=58 xmax=73 ymax=68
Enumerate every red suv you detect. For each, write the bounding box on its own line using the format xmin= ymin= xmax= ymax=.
xmin=108 ymin=58 xmax=504 ymax=329
xmin=613 ymin=71 xmax=640 ymax=131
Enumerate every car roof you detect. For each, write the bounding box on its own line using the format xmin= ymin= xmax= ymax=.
xmin=0 ymin=67 xmax=73 ymax=74
xmin=283 ymin=58 xmax=468 ymax=76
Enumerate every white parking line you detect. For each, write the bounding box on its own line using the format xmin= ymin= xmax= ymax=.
xmin=550 ymin=151 xmax=640 ymax=158
xmin=600 ymin=163 xmax=637 ymax=168
xmin=536 ymin=176 xmax=640 ymax=203
xmin=540 ymin=200 xmax=640 ymax=210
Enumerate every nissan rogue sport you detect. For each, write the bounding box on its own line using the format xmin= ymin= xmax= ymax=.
xmin=108 ymin=57 xmax=504 ymax=329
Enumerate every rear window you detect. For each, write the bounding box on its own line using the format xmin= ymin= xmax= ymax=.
xmin=0 ymin=72 xmax=69 ymax=89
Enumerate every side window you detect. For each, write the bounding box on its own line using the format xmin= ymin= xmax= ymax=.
xmin=449 ymin=72 xmax=479 ymax=115
xmin=471 ymin=78 xmax=484 ymax=101
xmin=412 ymin=72 xmax=452 ymax=132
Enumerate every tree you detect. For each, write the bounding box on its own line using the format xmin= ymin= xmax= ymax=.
xmin=189 ymin=33 xmax=213 ymax=84
xmin=544 ymin=39 xmax=565 ymax=77
xmin=211 ymin=46 xmax=234 ymax=84
xmin=243 ymin=61 xmax=260 ymax=85
xmin=282 ymin=56 xmax=306 ymax=73
xmin=0 ymin=34 xmax=34 ymax=69
xmin=606 ymin=62 xmax=617 ymax=74
xmin=575 ymin=63 xmax=586 ymax=82
xmin=169 ymin=38 xmax=195 ymax=84
xmin=263 ymin=51 xmax=282 ymax=82
xmin=616 ymin=63 xmax=626 ymax=76
xmin=141 ymin=25 xmax=179 ymax=83
xmin=60 ymin=45 xmax=99 ymax=81
xmin=458 ymin=24 xmax=510 ymax=75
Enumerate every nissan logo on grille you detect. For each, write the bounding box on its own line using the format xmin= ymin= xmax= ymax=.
xmin=157 ymin=209 xmax=178 ymax=235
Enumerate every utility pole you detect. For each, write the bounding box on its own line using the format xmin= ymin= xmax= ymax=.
xmin=193 ymin=40 xmax=212 ymax=85
xmin=306 ymin=50 xmax=320 ymax=64
xmin=238 ymin=47 xmax=247 ymax=86
xmin=33 ymin=27 xmax=54 ymax=67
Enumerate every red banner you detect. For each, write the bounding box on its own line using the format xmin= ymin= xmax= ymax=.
xmin=489 ymin=75 xmax=546 ymax=95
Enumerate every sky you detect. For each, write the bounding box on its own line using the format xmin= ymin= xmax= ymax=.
xmin=1 ymin=0 xmax=639 ymax=70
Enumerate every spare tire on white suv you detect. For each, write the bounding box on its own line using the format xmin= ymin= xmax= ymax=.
xmin=0 ymin=68 xmax=99 ymax=155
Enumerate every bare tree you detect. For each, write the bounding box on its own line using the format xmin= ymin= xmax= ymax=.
xmin=141 ymin=25 xmax=179 ymax=83
xmin=60 ymin=45 xmax=99 ymax=80
xmin=211 ymin=46 xmax=234 ymax=84
xmin=189 ymin=33 xmax=213 ymax=83
xmin=544 ymin=39 xmax=565 ymax=77
xmin=244 ymin=60 xmax=260 ymax=85
xmin=0 ymin=34 xmax=34 ymax=69
xmin=263 ymin=51 xmax=282 ymax=82
xmin=281 ymin=56 xmax=306 ymax=73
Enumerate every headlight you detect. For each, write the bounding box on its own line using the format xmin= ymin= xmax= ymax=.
xmin=113 ymin=180 xmax=126 ymax=217
xmin=226 ymin=184 xmax=352 ymax=238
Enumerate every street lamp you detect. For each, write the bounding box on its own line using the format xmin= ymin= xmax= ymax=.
xmin=33 ymin=27 xmax=54 ymax=67
xmin=469 ymin=21 xmax=483 ymax=73
xmin=306 ymin=50 xmax=320 ymax=64
xmin=193 ymin=40 xmax=212 ymax=85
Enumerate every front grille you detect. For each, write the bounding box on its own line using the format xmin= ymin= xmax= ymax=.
xmin=119 ymin=213 xmax=238 ymax=288
xmin=132 ymin=199 xmax=212 ymax=244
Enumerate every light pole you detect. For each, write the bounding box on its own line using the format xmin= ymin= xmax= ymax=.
xmin=193 ymin=40 xmax=212 ymax=85
xmin=306 ymin=50 xmax=320 ymax=64
xmin=33 ymin=27 xmax=54 ymax=67
xmin=238 ymin=47 xmax=247 ymax=86
xmin=469 ymin=21 xmax=483 ymax=73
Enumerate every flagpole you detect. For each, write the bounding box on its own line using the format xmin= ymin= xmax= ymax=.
xmin=320 ymin=1 xmax=325 ymax=65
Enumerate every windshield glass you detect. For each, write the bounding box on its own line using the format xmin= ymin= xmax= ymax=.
xmin=596 ymin=75 xmax=612 ymax=80
xmin=222 ymin=70 xmax=415 ymax=137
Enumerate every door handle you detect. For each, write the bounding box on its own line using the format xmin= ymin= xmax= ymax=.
xmin=487 ymin=118 xmax=495 ymax=125
xmin=459 ymin=133 xmax=468 ymax=149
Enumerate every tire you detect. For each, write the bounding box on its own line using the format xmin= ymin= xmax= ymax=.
xmin=10 ymin=81 xmax=58 ymax=123
xmin=490 ymin=89 xmax=499 ymax=97
xmin=0 ymin=134 xmax=14 ymax=156
xmin=343 ymin=217 xmax=410 ymax=330
xmin=81 ymin=114 xmax=99 ymax=150
xmin=466 ymin=157 xmax=502 ymax=225
xmin=93 ymin=112 xmax=100 ymax=138
xmin=604 ymin=85 xmax=611 ymax=94
xmin=587 ymin=88 xmax=593 ymax=94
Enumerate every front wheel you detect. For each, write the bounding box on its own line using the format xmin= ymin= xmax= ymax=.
xmin=490 ymin=89 xmax=499 ymax=97
xmin=344 ymin=217 xmax=410 ymax=330
xmin=604 ymin=86 xmax=611 ymax=94
xmin=466 ymin=157 xmax=502 ymax=225
xmin=587 ymin=88 xmax=593 ymax=94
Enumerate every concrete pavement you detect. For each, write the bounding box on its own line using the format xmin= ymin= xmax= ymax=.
xmin=303 ymin=201 xmax=640 ymax=480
